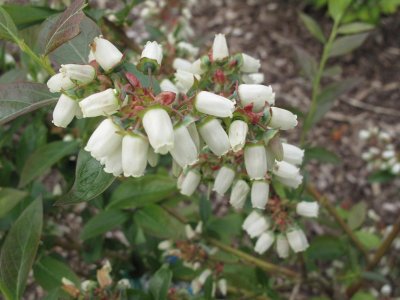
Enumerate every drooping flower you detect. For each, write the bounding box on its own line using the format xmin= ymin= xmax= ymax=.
xmin=91 ymin=36 xmax=123 ymax=71
xmin=286 ymin=227 xmax=309 ymax=253
xmin=238 ymin=84 xmax=275 ymax=112
xmin=170 ymin=125 xmax=198 ymax=168
xmin=273 ymin=160 xmax=303 ymax=188
xmin=179 ymin=170 xmax=201 ymax=196
xmin=241 ymin=53 xmax=261 ymax=73
xmin=79 ymin=88 xmax=119 ymax=118
xmin=198 ymin=118 xmax=230 ymax=156
xmin=244 ymin=144 xmax=268 ymax=180
xmin=47 ymin=73 xmax=75 ymax=93
xmin=172 ymin=58 xmax=193 ymax=72
xmin=212 ymin=33 xmax=229 ymax=60
xmin=251 ymin=180 xmax=269 ymax=209
xmin=282 ymin=142 xmax=304 ymax=165
xmin=60 ymin=64 xmax=96 ymax=84
xmin=102 ymin=145 xmax=123 ymax=176
xmin=160 ymin=79 xmax=179 ymax=95
xmin=228 ymin=120 xmax=248 ymax=152
xmin=195 ymin=91 xmax=235 ymax=118
xmin=254 ymin=231 xmax=274 ymax=254
xmin=121 ymin=134 xmax=149 ymax=177
xmin=269 ymin=107 xmax=298 ymax=130
xmin=229 ymin=180 xmax=250 ymax=209
xmin=296 ymin=201 xmax=319 ymax=218
xmin=213 ymin=166 xmax=235 ymax=196
xmin=276 ymin=234 xmax=290 ymax=258
xmin=142 ymin=108 xmax=174 ymax=154
xmin=52 ymin=94 xmax=80 ymax=128
xmin=175 ymin=69 xmax=199 ymax=93
xmin=241 ymin=73 xmax=264 ymax=84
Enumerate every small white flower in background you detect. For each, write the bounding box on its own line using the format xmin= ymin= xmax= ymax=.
xmin=251 ymin=180 xmax=269 ymax=209
xmin=244 ymin=144 xmax=268 ymax=180
xmin=177 ymin=41 xmax=199 ymax=57
xmin=243 ymin=213 xmax=270 ymax=238
xmin=191 ymin=59 xmax=205 ymax=75
xmin=191 ymin=269 xmax=212 ymax=294
xmin=121 ymin=134 xmax=149 ymax=177
xmin=160 ymin=79 xmax=179 ymax=96
xmin=195 ymin=91 xmax=236 ymax=118
xmin=179 ymin=169 xmax=201 ymax=196
xmin=273 ymin=160 xmax=303 ymax=188
xmin=241 ymin=53 xmax=261 ymax=73
xmin=175 ymin=69 xmax=199 ymax=93
xmin=212 ymin=33 xmax=229 ymax=60
xmin=381 ymin=284 xmax=392 ymax=296
xmin=242 ymin=211 xmax=262 ymax=230
xmin=141 ymin=41 xmax=163 ymax=65
xmin=217 ymin=279 xmax=227 ymax=296
xmin=81 ymin=280 xmax=97 ymax=292
xmin=254 ymin=231 xmax=275 ymax=254
xmin=172 ymin=58 xmax=193 ymax=72
xmin=117 ymin=279 xmax=131 ymax=289
xmin=79 ymin=88 xmax=119 ymax=118
xmin=91 ymin=36 xmax=123 ymax=71
xmin=392 ymin=163 xmax=400 ymax=174
xmin=142 ymin=108 xmax=174 ymax=154
xmin=47 ymin=73 xmax=75 ymax=93
xmin=286 ymin=227 xmax=309 ymax=253
xmin=382 ymin=149 xmax=395 ymax=159
xmin=60 ymin=64 xmax=96 ymax=84
xmin=238 ymin=84 xmax=275 ymax=112
xmin=61 ymin=277 xmax=75 ymax=287
xmin=147 ymin=146 xmax=159 ymax=167
xmin=358 ymin=129 xmax=370 ymax=140
xmin=213 ymin=166 xmax=235 ymax=196
xmin=102 ymin=145 xmax=123 ymax=176
xmin=282 ymin=142 xmax=304 ymax=166
xmin=276 ymin=234 xmax=290 ymax=258
xmin=229 ymin=180 xmax=250 ymax=210
xmin=170 ymin=125 xmax=199 ymax=168
xmin=269 ymin=107 xmax=298 ymax=130
xmin=198 ymin=118 xmax=231 ymax=156
xmin=296 ymin=201 xmax=319 ymax=218
xmin=158 ymin=240 xmax=173 ymax=251
xmin=52 ymin=94 xmax=80 ymax=128
xmin=185 ymin=224 xmax=196 ymax=239
xmin=228 ymin=120 xmax=248 ymax=152
xmin=242 ymin=73 xmax=264 ymax=84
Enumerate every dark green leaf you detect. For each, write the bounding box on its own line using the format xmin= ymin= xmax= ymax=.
xmin=0 ymin=69 xmax=27 ymax=84
xmin=367 ymin=170 xmax=395 ymax=183
xmin=306 ymin=235 xmax=346 ymax=260
xmin=347 ymin=201 xmax=367 ymax=230
xmin=0 ymin=188 xmax=27 ymax=218
xmin=304 ymin=147 xmax=341 ymax=164
xmin=328 ymin=0 xmax=351 ymax=22
xmin=2 ymin=5 xmax=56 ymax=29
xmin=354 ymin=231 xmax=381 ymax=250
xmin=0 ymin=82 xmax=58 ymax=125
xmin=299 ymin=12 xmax=326 ymax=43
xmin=108 ymin=175 xmax=177 ymax=210
xmin=0 ymin=6 xmax=19 ymax=42
xmin=207 ymin=214 xmax=242 ymax=243
xmin=56 ymin=150 xmax=115 ymax=205
xmin=329 ymin=33 xmax=369 ymax=57
xmin=19 ymin=141 xmax=79 ymax=187
xmin=203 ymin=275 xmax=214 ymax=300
xmin=322 ymin=65 xmax=342 ymax=78
xmin=199 ymin=194 xmax=212 ymax=224
xmin=0 ymin=198 xmax=43 ymax=300
xmin=80 ymin=210 xmax=128 ymax=241
xmin=338 ymin=22 xmax=375 ymax=34
xmin=294 ymin=47 xmax=318 ymax=81
xmin=148 ymin=266 xmax=172 ymax=300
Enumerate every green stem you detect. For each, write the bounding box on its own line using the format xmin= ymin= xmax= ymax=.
xmin=17 ymin=39 xmax=55 ymax=75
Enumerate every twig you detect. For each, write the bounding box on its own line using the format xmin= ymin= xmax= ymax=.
xmin=306 ymin=185 xmax=370 ymax=261
xmin=342 ymin=97 xmax=400 ymax=117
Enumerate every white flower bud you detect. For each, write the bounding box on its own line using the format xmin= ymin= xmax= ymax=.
xmin=217 ymin=279 xmax=227 ymax=296
xmin=170 ymin=125 xmax=198 ymax=168
xmin=147 ymin=147 xmax=159 ymax=167
xmin=85 ymin=119 xmax=122 ymax=161
xmin=198 ymin=269 xmax=212 ymax=285
xmin=158 ymin=240 xmax=172 ymax=250
xmin=195 ymin=91 xmax=235 ymax=118
xmin=195 ymin=221 xmax=203 ymax=234
xmin=172 ymin=58 xmax=193 ymax=72
xmin=212 ymin=33 xmax=229 ymax=60
xmin=282 ymin=143 xmax=304 ymax=165
xmin=185 ymin=224 xmax=196 ymax=239
xmin=60 ymin=64 xmax=96 ymax=84
xmin=79 ymin=88 xmax=119 ymax=118
xmin=175 ymin=70 xmax=199 ymax=93
xmin=244 ymin=144 xmax=268 ymax=180
xmin=102 ymin=145 xmax=123 ymax=176
xmin=141 ymin=41 xmax=163 ymax=65
xmin=160 ymin=79 xmax=179 ymax=95
xmin=242 ymin=211 xmax=262 ymax=231
xmin=179 ymin=170 xmax=201 ymax=196
xmin=177 ymin=41 xmax=199 ymax=57
xmin=286 ymin=228 xmax=309 ymax=253
xmin=229 ymin=120 xmax=248 ymax=152
xmin=213 ymin=166 xmax=235 ymax=196
xmin=241 ymin=73 xmax=264 ymax=84
xmin=251 ymin=180 xmax=269 ymax=209
xmin=241 ymin=53 xmax=261 ymax=73
xmin=229 ymin=180 xmax=250 ymax=210
xmin=91 ymin=36 xmax=123 ymax=71
xmin=142 ymin=108 xmax=174 ymax=154
xmin=198 ymin=118 xmax=230 ymax=156
xmin=296 ymin=201 xmax=319 ymax=218
xmin=277 ymin=175 xmax=303 ymax=189
xmin=238 ymin=84 xmax=275 ymax=112
xmin=246 ymin=216 xmax=270 ymax=238
xmin=81 ymin=280 xmax=96 ymax=292
xmin=254 ymin=231 xmax=274 ymax=254
xmin=273 ymin=161 xmax=303 ymax=189
xmin=88 ymin=50 xmax=95 ymax=63
xmin=117 ymin=279 xmax=130 ymax=289
xmin=358 ymin=129 xmax=370 ymax=140
xmin=52 ymin=94 xmax=79 ymax=128
xmin=191 ymin=58 xmax=205 ymax=75
xmin=122 ymin=134 xmax=149 ymax=177
xmin=187 ymin=123 xmax=201 ymax=152
xmin=47 ymin=73 xmax=74 ymax=93
xmin=276 ymin=234 xmax=290 ymax=258
xmin=269 ymin=107 xmax=298 ymax=130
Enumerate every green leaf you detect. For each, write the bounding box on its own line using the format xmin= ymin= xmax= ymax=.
xmin=306 ymin=235 xmax=346 ymax=260
xmin=207 ymin=214 xmax=242 ymax=243
xmin=199 ymin=194 xmax=212 ymax=224
xmin=42 ymin=0 xmax=85 ymax=55
xmin=0 ymin=69 xmax=26 ymax=84
xmin=338 ymin=22 xmax=375 ymax=34
xmin=80 ymin=210 xmax=128 ymax=241
xmin=354 ymin=231 xmax=381 ymax=250
xmin=347 ymin=201 xmax=367 ymax=230
xmin=0 ymin=82 xmax=58 ymax=125
xmin=351 ymin=291 xmax=376 ymax=300
xmin=322 ymin=65 xmax=342 ymax=78
xmin=0 ymin=198 xmax=43 ymax=300
xmin=123 ymin=63 xmax=161 ymax=94
xmin=299 ymin=12 xmax=326 ymax=43
xmin=304 ymin=147 xmax=341 ymax=164
xmin=2 ymin=5 xmax=56 ymax=29
xmin=19 ymin=141 xmax=79 ymax=187
xmin=328 ymin=0 xmax=351 ymax=22
xmin=0 ymin=188 xmax=27 ymax=218
xmin=134 ymin=205 xmax=184 ymax=239
xmin=0 ymin=6 xmax=19 ymax=42
xmin=294 ymin=47 xmax=318 ymax=81
xmin=329 ymin=33 xmax=369 ymax=57
xmin=108 ymin=175 xmax=177 ymax=210
xmin=33 ymin=256 xmax=79 ymax=292
xmin=367 ymin=170 xmax=395 ymax=183
xmin=148 ymin=266 xmax=172 ymax=300
xmin=56 ymin=150 xmax=115 ymax=205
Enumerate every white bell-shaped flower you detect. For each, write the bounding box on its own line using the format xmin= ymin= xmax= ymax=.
xmin=198 ymin=118 xmax=230 ymax=156
xmin=277 ymin=174 xmax=303 ymax=189
xmin=91 ymin=37 xmax=123 ymax=71
xmin=88 ymin=50 xmax=95 ymax=62
xmin=195 ymin=91 xmax=235 ymax=118
xmin=47 ymin=73 xmax=74 ymax=93
xmin=212 ymin=33 xmax=229 ymax=60
xmin=60 ymin=64 xmax=96 ymax=84
xmin=122 ymin=134 xmax=149 ymax=177
xmin=177 ymin=41 xmax=199 ymax=57
xmin=170 ymin=125 xmax=198 ymax=168
xmin=228 ymin=120 xmax=248 ymax=152
xmin=276 ymin=234 xmax=290 ymax=258
xmin=282 ymin=143 xmax=304 ymax=165
xmin=52 ymin=94 xmax=79 ymax=128
xmin=229 ymin=180 xmax=250 ymax=210
xmin=187 ymin=123 xmax=201 ymax=152
xmin=147 ymin=147 xmax=159 ymax=167
xmin=217 ymin=279 xmax=227 ymax=297
xmin=246 ymin=216 xmax=270 ymax=238
xmin=296 ymin=201 xmax=319 ymax=218
xmin=160 ymin=79 xmax=179 ymax=96
xmin=244 ymin=144 xmax=268 ymax=180
xmin=79 ymin=88 xmax=119 ymax=118
xmin=251 ymin=180 xmax=269 ymax=209
xmin=242 ymin=73 xmax=264 ymax=84
xmin=286 ymin=227 xmax=309 ymax=253
xmin=191 ymin=59 xmax=205 ymax=75
xmin=102 ymin=145 xmax=123 ymax=176
xmin=141 ymin=41 xmax=163 ymax=65
xmin=175 ymin=70 xmax=199 ymax=93
xmin=213 ymin=166 xmax=235 ymax=196
xmin=273 ymin=161 xmax=303 ymax=188
xmin=269 ymin=107 xmax=298 ymax=130
xmin=254 ymin=231 xmax=274 ymax=254
xmin=179 ymin=170 xmax=201 ymax=196
xmin=142 ymin=108 xmax=174 ymax=154
xmin=172 ymin=58 xmax=193 ymax=72
xmin=238 ymin=84 xmax=275 ymax=112
xmin=241 ymin=53 xmax=261 ymax=73
xmin=243 ymin=211 xmax=262 ymax=231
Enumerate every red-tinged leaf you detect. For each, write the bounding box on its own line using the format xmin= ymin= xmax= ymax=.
xmin=155 ymin=91 xmax=176 ymax=105
xmin=125 ymin=72 xmax=141 ymax=88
